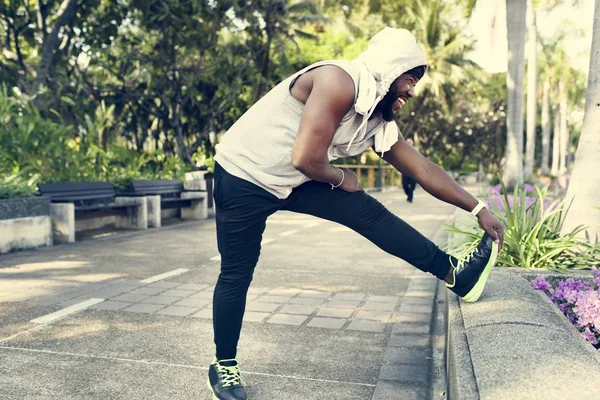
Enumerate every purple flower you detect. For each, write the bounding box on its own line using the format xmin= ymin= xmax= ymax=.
xmin=558 ymin=303 xmax=570 ymax=314
xmin=581 ymin=327 xmax=599 ymax=345
xmin=542 ymin=199 xmax=555 ymax=211
xmin=523 ymin=183 xmax=536 ymax=193
xmin=564 ymin=289 xmax=579 ymax=304
xmin=573 ymin=290 xmax=600 ymax=328
xmin=592 ymin=268 xmax=600 ymax=287
xmin=532 ymin=276 xmax=552 ymax=291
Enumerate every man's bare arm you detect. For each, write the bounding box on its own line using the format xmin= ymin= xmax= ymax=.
xmin=379 ymin=139 xmax=504 ymax=248
xmin=291 ymin=66 xmax=356 ymax=187
xmin=380 ymin=139 xmax=479 ymax=211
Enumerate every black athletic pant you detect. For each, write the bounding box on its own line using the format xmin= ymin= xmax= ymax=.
xmin=212 ymin=162 xmax=451 ymax=360
xmin=402 ymin=174 xmax=417 ymax=202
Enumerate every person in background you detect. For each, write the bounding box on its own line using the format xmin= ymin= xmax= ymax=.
xmin=401 ymin=138 xmax=418 ymax=203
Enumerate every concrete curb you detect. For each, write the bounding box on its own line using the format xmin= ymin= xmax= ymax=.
xmin=446 ymin=212 xmax=600 ymax=400
xmin=370 ymin=212 xmax=453 ymax=400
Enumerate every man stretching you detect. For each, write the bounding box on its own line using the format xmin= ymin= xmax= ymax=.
xmin=207 ymin=28 xmax=504 ymax=400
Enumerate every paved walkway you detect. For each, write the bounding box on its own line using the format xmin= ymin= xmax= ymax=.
xmin=0 ymin=187 xmax=455 ymax=400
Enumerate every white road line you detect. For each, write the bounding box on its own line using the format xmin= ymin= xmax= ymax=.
xmin=140 ymin=268 xmax=189 ymax=284
xmin=261 ymin=238 xmax=276 ymax=246
xmin=30 ymin=298 xmax=105 ymax=324
xmin=279 ymin=230 xmax=299 ymax=237
xmin=303 ymin=222 xmax=320 ymax=229
xmin=0 ymin=346 xmax=376 ymax=387
xmin=210 ymin=255 xmax=221 ymax=262
xmin=0 ymin=324 xmax=48 ymax=344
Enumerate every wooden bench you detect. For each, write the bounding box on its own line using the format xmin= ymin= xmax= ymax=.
xmin=121 ymin=179 xmax=207 ymax=227
xmin=38 ymin=182 xmax=147 ymax=243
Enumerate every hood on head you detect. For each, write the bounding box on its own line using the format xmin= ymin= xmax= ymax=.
xmin=359 ymin=28 xmax=428 ymax=93
xmin=348 ymin=28 xmax=428 ymax=155
xmin=354 ymin=28 xmax=428 ymax=114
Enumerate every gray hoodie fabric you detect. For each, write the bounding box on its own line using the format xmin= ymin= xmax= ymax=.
xmin=214 ymin=28 xmax=428 ymax=199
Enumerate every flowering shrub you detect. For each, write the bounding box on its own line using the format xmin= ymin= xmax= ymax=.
xmin=486 ymin=184 xmax=553 ymax=217
xmin=531 ymin=268 xmax=600 ymax=349
xmin=446 ymin=182 xmax=600 ymax=270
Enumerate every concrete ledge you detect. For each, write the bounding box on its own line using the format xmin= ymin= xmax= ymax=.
xmin=180 ymin=191 xmax=207 ymax=220
xmin=184 ymin=171 xmax=208 ymax=191
xmin=447 ymin=270 xmax=600 ymax=399
xmin=114 ymin=196 xmax=148 ymax=230
xmin=51 ymin=203 xmax=75 ymax=244
xmin=146 ymin=195 xmax=161 ymax=228
xmin=0 ymin=215 xmax=52 ymax=253
xmin=0 ymin=197 xmax=50 ymax=220
xmin=0 ymin=198 xmax=53 ymax=253
xmin=446 ymin=209 xmax=600 ymax=399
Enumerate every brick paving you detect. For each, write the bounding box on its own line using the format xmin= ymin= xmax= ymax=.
xmin=0 ymin=188 xmax=454 ymax=399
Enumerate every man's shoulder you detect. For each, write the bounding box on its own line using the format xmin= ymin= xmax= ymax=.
xmin=309 ymin=61 xmax=359 ymax=101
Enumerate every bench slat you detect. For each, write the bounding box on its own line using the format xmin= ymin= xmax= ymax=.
xmin=38 ymin=182 xmax=115 ymax=203
xmin=75 ymin=203 xmax=136 ymax=212
xmin=130 ymin=180 xmax=183 ymax=196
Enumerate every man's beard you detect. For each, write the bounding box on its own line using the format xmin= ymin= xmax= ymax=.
xmin=373 ymin=91 xmax=397 ymax=122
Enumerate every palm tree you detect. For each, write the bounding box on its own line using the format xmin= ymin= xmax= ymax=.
xmin=539 ymin=28 xmax=575 ymax=175
xmin=503 ymin=0 xmax=528 ymax=186
xmin=525 ymin=1 xmax=538 ymax=178
xmin=253 ymin=0 xmax=328 ymax=102
xmin=551 ymin=104 xmax=560 ymax=174
xmin=525 ymin=0 xmax=563 ymax=177
xmin=561 ymin=0 xmax=600 ymax=238
xmin=540 ymin=76 xmax=551 ymax=174
xmin=558 ymin=80 xmax=569 ymax=173
xmin=397 ymin=0 xmax=477 ymax=137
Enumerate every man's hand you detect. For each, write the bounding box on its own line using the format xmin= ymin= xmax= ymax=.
xmin=477 ymin=209 xmax=504 ymax=251
xmin=338 ymin=168 xmax=363 ymax=192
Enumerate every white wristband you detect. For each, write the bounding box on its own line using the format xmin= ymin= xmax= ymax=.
xmin=331 ymin=168 xmax=344 ymax=190
xmin=470 ymin=200 xmax=487 ymax=217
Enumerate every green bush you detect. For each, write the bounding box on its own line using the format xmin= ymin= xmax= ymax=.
xmin=488 ymin=175 xmax=502 ymax=186
xmin=446 ymin=183 xmax=600 ymax=271
xmin=0 ymin=85 xmax=193 ymax=188
xmin=0 ymin=175 xmax=37 ymax=200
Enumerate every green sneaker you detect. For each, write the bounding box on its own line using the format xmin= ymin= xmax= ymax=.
xmin=207 ymin=358 xmax=246 ymax=400
xmin=446 ymin=233 xmax=499 ymax=303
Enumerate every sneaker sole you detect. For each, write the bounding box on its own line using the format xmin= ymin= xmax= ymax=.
xmin=206 ymin=379 xmax=219 ymax=400
xmin=461 ymin=241 xmax=499 ymax=303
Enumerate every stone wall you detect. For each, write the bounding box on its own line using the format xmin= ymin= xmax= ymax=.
xmin=0 ymin=197 xmax=52 ymax=254
xmin=446 ymin=210 xmax=600 ymax=399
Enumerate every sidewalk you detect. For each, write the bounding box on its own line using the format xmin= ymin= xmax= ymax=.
xmin=0 ymin=188 xmax=455 ymax=400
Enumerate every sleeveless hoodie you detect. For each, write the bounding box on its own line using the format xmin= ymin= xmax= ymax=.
xmin=214 ymin=28 xmax=428 ymax=199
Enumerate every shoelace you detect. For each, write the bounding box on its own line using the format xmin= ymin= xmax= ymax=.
xmin=452 ymin=246 xmax=478 ymax=274
xmin=216 ymin=360 xmax=241 ymax=387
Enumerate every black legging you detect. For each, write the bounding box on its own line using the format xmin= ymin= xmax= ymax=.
xmin=212 ymin=163 xmax=452 ymax=360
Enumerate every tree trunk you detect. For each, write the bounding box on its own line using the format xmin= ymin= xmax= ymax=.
xmin=254 ymin=34 xmax=272 ymax=103
xmin=551 ymin=106 xmax=560 ymax=175
xmin=541 ymin=77 xmax=551 ymax=174
xmin=558 ymin=81 xmax=569 ymax=174
xmin=33 ymin=0 xmax=79 ymax=108
xmin=36 ymin=0 xmax=48 ymax=41
xmin=503 ymin=0 xmax=527 ymax=186
xmin=171 ymin=101 xmax=195 ymax=169
xmin=254 ymin=1 xmax=275 ymax=103
xmin=561 ymin=0 xmax=600 ymax=238
xmin=525 ymin=6 xmax=538 ymax=178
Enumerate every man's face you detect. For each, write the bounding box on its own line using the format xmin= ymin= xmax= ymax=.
xmin=374 ymin=73 xmax=419 ymax=122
